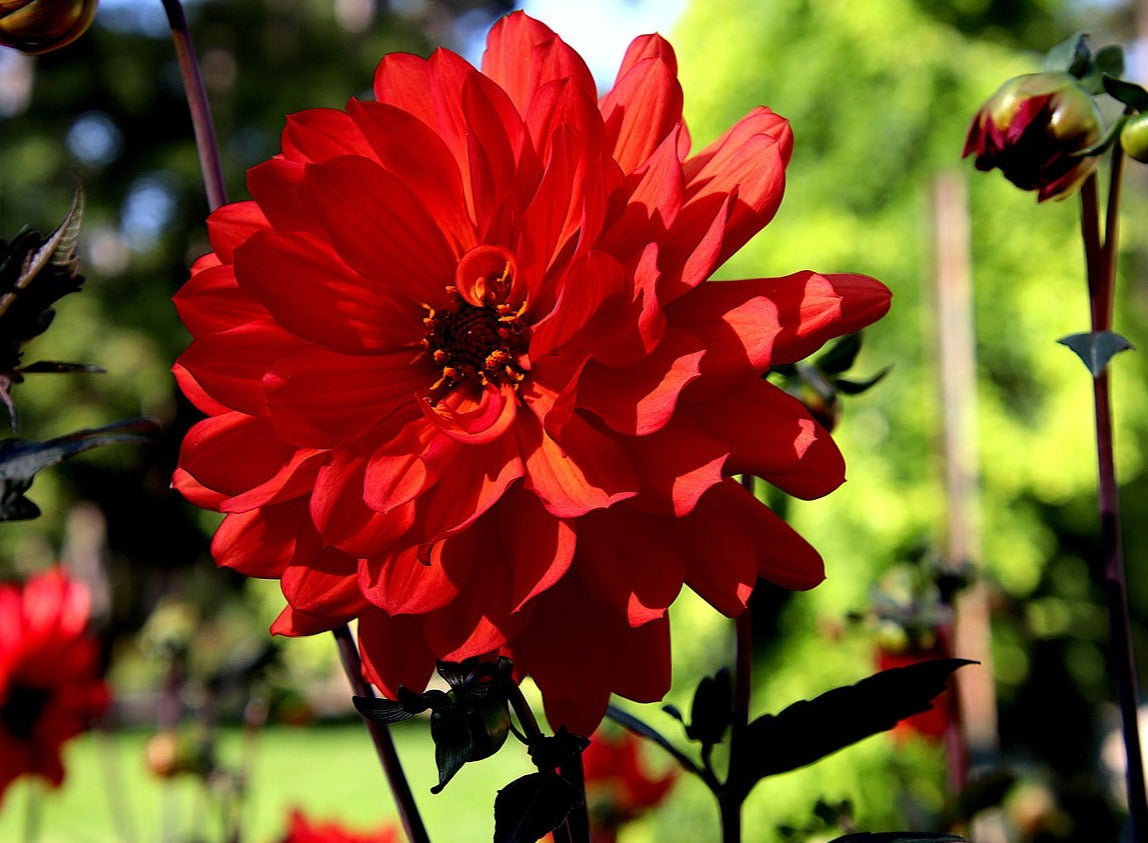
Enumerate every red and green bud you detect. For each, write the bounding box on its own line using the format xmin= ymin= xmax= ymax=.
xmin=963 ymin=71 xmax=1104 ymax=202
xmin=0 ymin=0 xmax=98 ymax=54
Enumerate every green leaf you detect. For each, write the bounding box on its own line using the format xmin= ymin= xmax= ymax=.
xmin=1094 ymin=45 xmax=1125 ymax=79
xmin=493 ymin=772 xmax=581 ymax=843
xmin=1057 ymin=330 xmax=1135 ymax=376
xmin=831 ymin=836 xmax=964 ymax=842
xmin=1102 ymin=74 xmax=1148 ymax=112
xmin=730 ymin=659 xmax=975 ymax=798
xmin=1042 ymin=32 xmax=1091 ymax=77
xmin=0 ymin=418 xmax=159 ymax=521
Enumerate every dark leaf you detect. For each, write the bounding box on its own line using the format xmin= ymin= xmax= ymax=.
xmin=828 ymin=834 xmax=965 ymax=842
xmin=732 ymin=659 xmax=975 ymax=796
xmin=1103 ymin=75 xmax=1148 ymax=112
xmin=0 ymin=418 xmax=159 ymax=521
xmin=0 ymin=187 xmax=87 ymax=428
xmin=431 ymin=708 xmax=473 ymax=793
xmin=1058 ymin=330 xmax=1135 ymax=376
xmin=528 ymin=728 xmax=590 ymax=773
xmin=687 ymin=667 xmax=732 ymax=745
xmin=816 ymin=333 xmax=863 ymax=375
xmin=436 ymin=657 xmax=479 ymax=690
xmin=662 ymin=703 xmax=685 ymax=725
xmin=836 ymin=366 xmax=892 ymax=396
xmin=1043 ymin=32 xmax=1091 ymax=78
xmin=493 ymin=772 xmax=581 ymax=843
xmin=352 ymin=695 xmax=419 ymax=724
xmin=18 ymin=361 xmax=105 ymax=375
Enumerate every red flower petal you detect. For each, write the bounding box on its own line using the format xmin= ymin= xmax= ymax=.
xmin=282 ymin=107 xmax=376 ymax=163
xmin=264 ymin=345 xmax=428 ymax=447
xmin=753 ymin=271 xmax=893 ymax=365
xmin=212 ymin=503 xmax=305 ymax=578
xmin=577 ymin=326 xmax=704 ymax=436
xmin=681 ymin=106 xmax=793 ymax=268
xmin=205 ymin=200 xmax=267 ymax=263
xmin=357 ymin=608 xmax=437 ymax=699
xmin=281 ymin=548 xmax=368 ymax=623
xmin=600 ymin=36 xmax=684 ymax=175
xmin=481 ymin=11 xmax=596 ymax=119
xmin=359 ymin=544 xmax=472 ymax=617
xmin=234 ymin=229 xmax=425 ymax=353
xmin=519 ymin=412 xmax=637 ymax=518
xmin=301 ymin=157 xmax=458 ymax=308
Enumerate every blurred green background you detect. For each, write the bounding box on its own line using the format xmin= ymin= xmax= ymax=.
xmin=3 ymin=0 xmax=1148 ymax=840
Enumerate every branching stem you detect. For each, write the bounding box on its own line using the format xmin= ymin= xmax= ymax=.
xmin=332 ymin=626 xmax=431 ymax=843
xmin=1079 ymin=163 xmax=1148 ymax=838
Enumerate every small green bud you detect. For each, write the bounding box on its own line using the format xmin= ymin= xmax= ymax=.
xmin=1120 ymin=112 xmax=1148 ymax=163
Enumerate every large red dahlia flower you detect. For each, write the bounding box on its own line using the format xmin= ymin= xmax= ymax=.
xmin=173 ymin=12 xmax=891 ymax=735
xmin=0 ymin=568 xmax=109 ymax=801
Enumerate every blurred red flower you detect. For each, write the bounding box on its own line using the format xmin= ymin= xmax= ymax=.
xmin=0 ymin=568 xmax=109 ymax=801
xmin=876 ymin=646 xmax=950 ymax=742
xmin=277 ymin=808 xmax=396 ymax=843
xmin=174 ymin=11 xmax=891 ymax=734
xmin=581 ymin=728 xmax=677 ymax=841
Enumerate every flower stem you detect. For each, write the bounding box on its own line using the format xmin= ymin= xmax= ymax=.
xmin=331 ymin=625 xmax=431 ymax=843
xmin=1079 ymin=162 xmax=1148 ymax=837
xmin=22 ymin=780 xmax=40 ymax=843
xmin=719 ymin=597 xmax=753 ymax=843
xmin=159 ymin=0 xmax=228 ymax=212
xmin=558 ymin=753 xmax=591 ymax=843
xmin=504 ymin=683 xmax=586 ymax=843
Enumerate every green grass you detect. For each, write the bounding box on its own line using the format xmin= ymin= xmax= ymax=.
xmin=0 ymin=722 xmax=534 ymax=843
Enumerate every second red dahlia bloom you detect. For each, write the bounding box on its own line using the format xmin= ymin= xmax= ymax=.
xmin=0 ymin=568 xmax=109 ymax=802
xmin=174 ymin=12 xmax=891 ymax=734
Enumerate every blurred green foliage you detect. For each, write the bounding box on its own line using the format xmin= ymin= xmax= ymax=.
xmin=3 ymin=0 xmax=1148 ymax=839
xmin=654 ymin=0 xmax=1148 ymax=838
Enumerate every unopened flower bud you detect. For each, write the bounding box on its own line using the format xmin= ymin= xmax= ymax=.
xmin=1121 ymin=112 xmax=1148 ymax=163
xmin=0 ymin=0 xmax=98 ymax=55
xmin=963 ymin=72 xmax=1104 ymax=202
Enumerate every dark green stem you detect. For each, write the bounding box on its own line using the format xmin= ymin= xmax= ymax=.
xmin=332 ymin=626 xmax=431 ymax=843
xmin=504 ymin=683 xmax=585 ymax=843
xmin=605 ymin=704 xmax=714 ymax=787
xmin=23 ymin=780 xmax=40 ymax=843
xmin=1079 ymin=162 xmax=1148 ymax=837
xmin=558 ymin=753 xmax=591 ymax=843
xmin=160 ymin=0 xmax=228 ymax=211
xmin=720 ymin=595 xmax=754 ymax=843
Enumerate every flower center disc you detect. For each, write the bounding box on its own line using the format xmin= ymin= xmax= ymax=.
xmin=0 ymin=683 xmax=51 ymax=739
xmin=423 ymin=247 xmax=528 ymax=404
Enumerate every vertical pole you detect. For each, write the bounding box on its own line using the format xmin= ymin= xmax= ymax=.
xmin=932 ymin=172 xmax=999 ymax=786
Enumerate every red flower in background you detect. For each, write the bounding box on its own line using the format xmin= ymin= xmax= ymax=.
xmin=0 ymin=568 xmax=109 ymax=801
xmin=581 ymin=728 xmax=677 ymax=842
xmin=277 ymin=808 xmax=396 ymax=843
xmin=174 ymin=11 xmax=891 ymax=734
xmin=876 ymin=646 xmax=950 ymax=742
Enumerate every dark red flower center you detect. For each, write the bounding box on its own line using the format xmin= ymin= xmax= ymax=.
xmin=0 ymin=683 xmax=51 ymax=739
xmin=422 ymin=247 xmax=528 ymax=404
